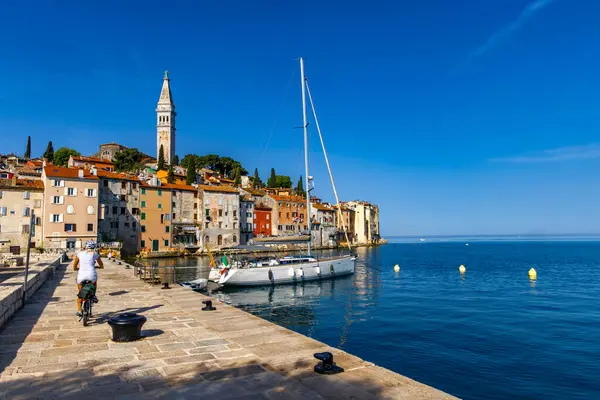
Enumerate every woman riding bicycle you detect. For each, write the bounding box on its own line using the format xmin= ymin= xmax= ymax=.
xmin=73 ymin=240 xmax=103 ymax=317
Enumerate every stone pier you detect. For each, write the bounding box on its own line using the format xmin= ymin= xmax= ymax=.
xmin=0 ymin=259 xmax=457 ymax=399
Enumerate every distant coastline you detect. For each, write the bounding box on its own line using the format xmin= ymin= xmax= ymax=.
xmin=387 ymin=234 xmax=600 ymax=243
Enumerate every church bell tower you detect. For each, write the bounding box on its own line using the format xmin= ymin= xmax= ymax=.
xmin=156 ymin=69 xmax=176 ymax=164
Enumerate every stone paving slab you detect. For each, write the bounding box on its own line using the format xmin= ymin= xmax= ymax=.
xmin=0 ymin=259 xmax=458 ymax=399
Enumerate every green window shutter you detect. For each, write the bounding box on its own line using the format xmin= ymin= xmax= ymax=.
xmin=141 ymin=213 xmax=146 ymax=220
xmin=141 ymin=201 xmax=146 ymax=208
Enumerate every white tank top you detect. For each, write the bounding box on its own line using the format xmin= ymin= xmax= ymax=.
xmin=77 ymin=250 xmax=99 ymax=283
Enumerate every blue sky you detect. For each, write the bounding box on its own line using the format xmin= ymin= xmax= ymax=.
xmin=2 ymin=0 xmax=600 ymax=236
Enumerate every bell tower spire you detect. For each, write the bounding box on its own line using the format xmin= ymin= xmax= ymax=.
xmin=156 ymin=69 xmax=176 ymax=165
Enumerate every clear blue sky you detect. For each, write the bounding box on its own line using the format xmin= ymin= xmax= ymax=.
xmin=2 ymin=0 xmax=599 ymax=236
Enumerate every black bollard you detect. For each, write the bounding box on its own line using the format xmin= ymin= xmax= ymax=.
xmin=162 ymin=282 xmax=170 ymax=289
xmin=107 ymin=313 xmax=147 ymax=342
xmin=313 ymin=352 xmax=344 ymax=375
xmin=202 ymin=300 xmax=216 ymax=311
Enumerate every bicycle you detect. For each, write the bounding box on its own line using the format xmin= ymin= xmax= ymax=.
xmin=78 ymin=280 xmax=97 ymax=326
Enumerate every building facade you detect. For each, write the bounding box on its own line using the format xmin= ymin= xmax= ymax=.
xmin=239 ymin=196 xmax=254 ymax=245
xmin=253 ymin=203 xmax=272 ymax=237
xmin=98 ymin=142 xmax=127 ymax=162
xmin=69 ymin=155 xmax=115 ymax=172
xmin=165 ymin=184 xmax=198 ymax=247
xmin=345 ymin=201 xmax=381 ymax=244
xmin=139 ymin=185 xmax=172 ymax=252
xmin=156 ymin=70 xmax=176 ymax=164
xmin=97 ymin=170 xmax=141 ymax=255
xmin=310 ymin=201 xmax=338 ymax=248
xmin=263 ymin=194 xmax=308 ymax=236
xmin=336 ymin=204 xmax=356 ymax=244
xmin=198 ymin=185 xmax=240 ymax=249
xmin=0 ymin=178 xmax=44 ymax=253
xmin=42 ymin=166 xmax=99 ymax=250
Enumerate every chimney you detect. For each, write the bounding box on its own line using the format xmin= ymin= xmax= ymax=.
xmin=11 ymin=176 xmax=17 ymax=186
xmin=91 ymin=166 xmax=97 ymax=176
xmin=78 ymin=169 xmax=84 ymax=178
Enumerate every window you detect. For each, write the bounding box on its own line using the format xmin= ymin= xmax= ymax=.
xmin=103 ymin=180 xmax=109 ymax=187
xmin=64 ymin=223 xmax=76 ymax=232
xmin=233 ymin=210 xmax=237 ymax=217
xmin=141 ymin=201 xmax=146 ymax=208
xmin=141 ymin=225 xmax=146 ymax=232
xmin=112 ymin=206 xmax=117 ymax=214
xmin=158 ymin=203 xmax=162 ymax=209
xmin=172 ymin=213 xmax=176 ymax=219
xmin=67 ymin=188 xmax=76 ymax=196
xmin=218 ymin=197 xmax=223 ymax=205
xmin=165 ymin=214 xmax=170 ymax=221
xmin=23 ymin=191 xmax=30 ymax=200
xmin=52 ymin=179 xmax=64 ymax=187
xmin=278 ymin=212 xmax=281 ymax=217
xmin=132 ymin=183 xmax=137 ymax=190
xmin=132 ymin=221 xmax=137 ymax=230
xmin=253 ymin=223 xmax=256 ymax=229
xmin=66 ymin=205 xmax=75 ymax=214
xmin=120 ymin=207 xmax=125 ymax=215
xmin=132 ymin=208 xmax=139 ymax=215
xmin=52 ymin=196 xmax=64 ymax=204
xmin=218 ymin=209 xmax=223 ymax=217
xmin=266 ymin=214 xmax=269 ymax=220
xmin=286 ymin=213 xmax=289 ymax=218
xmin=165 ymin=226 xmax=169 ymax=233
xmin=218 ymin=222 xmax=222 ymax=228
xmin=233 ymin=235 xmax=237 ymax=242
xmin=205 ymin=209 xmax=210 ymax=216
xmin=22 ymin=207 xmax=30 ymax=217
xmin=121 ymin=182 xmax=127 ymax=189
xmin=120 ymin=195 xmax=126 ymax=201
xmin=278 ymin=225 xmax=282 ymax=230
xmin=110 ymin=222 xmax=118 ymax=229
xmin=205 ymin=222 xmax=209 ymax=228
xmin=158 ymin=189 xmax=162 ymax=197
xmin=86 ymin=188 xmax=97 ymax=197
xmin=141 ymin=213 xmax=146 ymax=220
xmin=141 ymin=188 xmax=146 ymax=195
xmin=87 ymin=205 xmax=95 ymax=214
xmin=51 ymin=214 xmax=62 ymax=223
xmin=164 ymin=240 xmax=169 ymax=246
xmin=193 ymin=213 xmax=197 ymax=220
xmin=22 ymin=224 xmax=29 ymax=234
xmin=0 ymin=207 xmax=7 ymax=216
xmin=87 ymin=224 xmax=94 ymax=232
xmin=160 ymin=214 xmax=164 ymax=223
xmin=233 ymin=223 xmax=237 ymax=229
xmin=140 ymin=240 xmax=145 ymax=248
xmin=266 ymin=224 xmax=269 ymax=229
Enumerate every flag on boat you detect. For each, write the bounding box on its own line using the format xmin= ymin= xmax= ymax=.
xmin=221 ymin=255 xmax=229 ymax=266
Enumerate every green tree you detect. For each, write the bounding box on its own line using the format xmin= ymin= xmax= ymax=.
xmin=267 ymin=168 xmax=277 ymax=188
xmin=158 ymin=145 xmax=165 ymax=170
xmin=113 ymin=148 xmax=145 ymax=172
xmin=252 ymin=168 xmax=262 ymax=188
xmin=295 ymin=175 xmax=305 ymax=196
xmin=43 ymin=141 xmax=54 ymax=163
xmin=53 ymin=147 xmax=81 ymax=166
xmin=233 ymin=166 xmax=241 ymax=187
xmin=275 ymin=175 xmax=292 ymax=188
xmin=181 ymin=154 xmax=200 ymax=170
xmin=186 ymin=159 xmax=196 ymax=185
xmin=172 ymin=154 xmax=179 ymax=166
xmin=167 ymin=165 xmax=175 ymax=184
xmin=24 ymin=136 xmax=31 ymax=159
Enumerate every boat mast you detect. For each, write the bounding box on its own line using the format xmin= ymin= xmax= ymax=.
xmin=300 ymin=57 xmax=312 ymax=256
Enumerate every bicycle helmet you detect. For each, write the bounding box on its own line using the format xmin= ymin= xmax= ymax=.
xmin=84 ymin=240 xmax=97 ymax=249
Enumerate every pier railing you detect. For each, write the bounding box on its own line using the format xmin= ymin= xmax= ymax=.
xmin=132 ymin=261 xmax=207 ymax=287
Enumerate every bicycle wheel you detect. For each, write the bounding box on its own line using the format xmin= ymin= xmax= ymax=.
xmin=82 ymin=301 xmax=89 ymax=326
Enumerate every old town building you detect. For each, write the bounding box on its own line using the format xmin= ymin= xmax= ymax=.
xmin=139 ymin=184 xmax=172 ymax=252
xmin=163 ymin=183 xmax=198 ymax=248
xmin=239 ymin=195 xmax=254 ymax=245
xmin=263 ymin=194 xmax=307 ymax=236
xmin=69 ymin=155 xmax=115 ymax=172
xmin=253 ymin=202 xmax=272 ymax=237
xmin=198 ymin=185 xmax=240 ymax=249
xmin=336 ymin=203 xmax=356 ymax=244
xmin=0 ymin=178 xmax=44 ymax=253
xmin=42 ymin=166 xmax=99 ymax=250
xmin=345 ymin=201 xmax=381 ymax=244
xmin=97 ymin=170 xmax=141 ymax=255
xmin=310 ymin=201 xmax=339 ymax=248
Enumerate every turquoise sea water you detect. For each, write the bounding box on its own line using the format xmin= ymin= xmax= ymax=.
xmin=208 ymin=240 xmax=600 ymax=400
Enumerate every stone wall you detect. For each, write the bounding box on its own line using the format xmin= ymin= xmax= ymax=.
xmin=0 ymin=254 xmax=63 ymax=329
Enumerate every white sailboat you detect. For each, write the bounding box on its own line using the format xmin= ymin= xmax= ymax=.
xmin=209 ymin=58 xmax=356 ymax=287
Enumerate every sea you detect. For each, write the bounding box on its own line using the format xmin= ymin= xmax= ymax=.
xmin=160 ymin=237 xmax=600 ymax=400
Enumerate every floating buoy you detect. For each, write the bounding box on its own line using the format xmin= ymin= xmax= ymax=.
xmin=459 ymin=265 xmax=466 ymax=274
xmin=528 ymin=268 xmax=537 ymax=280
xmin=394 ymin=264 xmax=400 ymax=272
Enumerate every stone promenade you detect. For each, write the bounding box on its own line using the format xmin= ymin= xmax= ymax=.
xmin=0 ymin=259 xmax=457 ymax=399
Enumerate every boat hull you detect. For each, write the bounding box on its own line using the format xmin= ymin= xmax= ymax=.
xmin=214 ymin=256 xmax=355 ymax=287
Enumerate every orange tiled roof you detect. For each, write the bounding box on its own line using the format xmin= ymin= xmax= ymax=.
xmin=312 ymin=203 xmax=335 ymax=211
xmin=72 ymin=155 xmax=114 ymax=165
xmin=16 ymin=166 xmax=42 ymax=175
xmin=0 ymin=178 xmax=44 ymax=190
xmin=160 ymin=183 xmax=197 ymax=192
xmin=95 ymin=169 xmax=140 ymax=181
xmin=43 ymin=165 xmax=99 ymax=180
xmin=197 ymin=184 xmax=239 ymax=194
xmin=269 ymin=194 xmax=305 ymax=202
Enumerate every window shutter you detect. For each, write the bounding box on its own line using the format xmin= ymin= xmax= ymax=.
xmin=87 ymin=205 xmax=94 ymax=214
xmin=93 ymin=189 xmax=97 ymax=197
xmin=72 ymin=224 xmax=77 ymax=232
xmin=59 ymin=214 xmax=64 ymax=223
xmin=49 ymin=214 xmax=54 ymax=222
xmin=59 ymin=196 xmax=64 ymax=204
xmin=67 ymin=205 xmax=74 ymax=214
xmin=64 ymin=187 xmax=69 ymax=195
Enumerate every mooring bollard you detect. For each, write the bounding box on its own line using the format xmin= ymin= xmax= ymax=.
xmin=313 ymin=352 xmax=344 ymax=375
xmin=202 ymin=300 xmax=216 ymax=311
xmin=162 ymin=282 xmax=170 ymax=289
xmin=107 ymin=313 xmax=147 ymax=342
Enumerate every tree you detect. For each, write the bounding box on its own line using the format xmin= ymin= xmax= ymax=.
xmin=172 ymin=154 xmax=179 ymax=166
xmin=181 ymin=154 xmax=200 ymax=170
xmin=53 ymin=147 xmax=81 ymax=167
xmin=186 ymin=158 xmax=196 ymax=185
xmin=43 ymin=141 xmax=54 ymax=163
xmin=295 ymin=175 xmax=305 ymax=196
xmin=24 ymin=136 xmax=31 ymax=159
xmin=158 ymin=145 xmax=165 ymax=170
xmin=275 ymin=175 xmax=292 ymax=188
xmin=233 ymin=166 xmax=241 ymax=187
xmin=113 ymin=148 xmax=145 ymax=172
xmin=167 ymin=165 xmax=175 ymax=184
xmin=252 ymin=168 xmax=262 ymax=188
xmin=267 ymin=168 xmax=277 ymax=188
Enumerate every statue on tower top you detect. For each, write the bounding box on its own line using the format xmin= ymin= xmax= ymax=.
xmin=164 ymin=69 xmax=169 ymax=79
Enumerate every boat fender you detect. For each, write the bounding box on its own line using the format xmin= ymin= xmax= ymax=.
xmin=288 ymin=267 xmax=295 ymax=278
xmin=315 ymin=266 xmax=321 ymax=277
xmin=268 ymin=269 xmax=275 ymax=284
xmin=297 ymin=268 xmax=304 ymax=278
xmin=330 ymin=264 xmax=335 ymax=276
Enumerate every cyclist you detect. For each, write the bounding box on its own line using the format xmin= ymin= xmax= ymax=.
xmin=73 ymin=240 xmax=103 ymax=317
